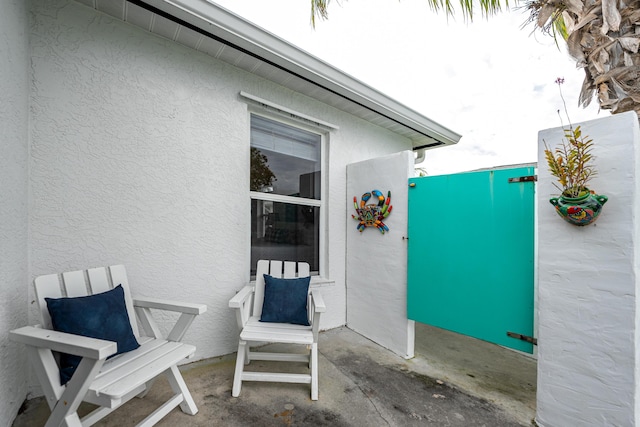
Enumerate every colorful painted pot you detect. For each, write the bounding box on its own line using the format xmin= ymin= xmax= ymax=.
xmin=549 ymin=190 xmax=608 ymax=226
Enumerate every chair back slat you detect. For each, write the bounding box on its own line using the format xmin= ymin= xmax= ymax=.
xmin=108 ymin=265 xmax=140 ymax=338
xmin=269 ymin=261 xmax=283 ymax=278
xmin=253 ymin=260 xmax=269 ymax=317
xmin=283 ymin=262 xmax=296 ymax=278
xmin=34 ymin=274 xmax=63 ymax=330
xmin=62 ymin=270 xmax=89 ymax=297
xmin=87 ymin=267 xmax=111 ymax=294
xmin=252 ymin=260 xmax=311 ymax=318
xmin=297 ymin=263 xmax=310 ymax=277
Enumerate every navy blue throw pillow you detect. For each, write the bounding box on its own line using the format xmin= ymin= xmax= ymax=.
xmin=260 ymin=275 xmax=310 ymax=326
xmin=45 ymin=285 xmax=140 ymax=385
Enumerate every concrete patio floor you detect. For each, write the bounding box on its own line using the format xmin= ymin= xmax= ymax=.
xmin=13 ymin=323 xmax=536 ymax=426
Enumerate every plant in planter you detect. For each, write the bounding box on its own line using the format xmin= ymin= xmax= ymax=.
xmin=544 ymin=78 xmax=608 ymax=226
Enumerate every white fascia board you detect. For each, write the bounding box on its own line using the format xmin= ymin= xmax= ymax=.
xmin=143 ymin=0 xmax=462 ymax=146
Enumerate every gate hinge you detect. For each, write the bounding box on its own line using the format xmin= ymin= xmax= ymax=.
xmin=507 ymin=331 xmax=537 ymax=345
xmin=508 ymin=175 xmax=537 ymax=183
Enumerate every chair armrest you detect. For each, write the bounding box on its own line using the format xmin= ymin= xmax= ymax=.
xmin=10 ymin=326 xmax=117 ymax=360
xmin=133 ymin=298 xmax=206 ymax=342
xmin=133 ymin=297 xmax=207 ymax=315
xmin=310 ymin=289 xmax=326 ymax=313
xmin=229 ymin=285 xmax=254 ymax=308
xmin=229 ymin=285 xmax=255 ymax=330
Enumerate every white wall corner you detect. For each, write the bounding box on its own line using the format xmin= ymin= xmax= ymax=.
xmin=536 ymin=111 xmax=640 ymax=427
xmin=0 ymin=0 xmax=30 ymax=423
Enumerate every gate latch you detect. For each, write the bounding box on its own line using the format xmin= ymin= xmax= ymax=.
xmin=507 ymin=331 xmax=537 ymax=345
xmin=508 ymin=175 xmax=537 ymax=183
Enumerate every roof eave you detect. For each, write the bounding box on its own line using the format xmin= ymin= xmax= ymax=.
xmin=137 ymin=0 xmax=462 ymax=147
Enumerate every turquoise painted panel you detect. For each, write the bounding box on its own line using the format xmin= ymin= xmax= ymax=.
xmin=407 ymin=167 xmax=535 ymax=353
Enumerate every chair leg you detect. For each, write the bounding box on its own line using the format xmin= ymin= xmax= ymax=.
xmin=57 ymin=413 xmax=83 ymax=427
xmin=136 ymin=379 xmax=154 ymax=398
xmin=46 ymin=356 xmax=105 ymax=427
xmin=232 ymin=340 xmax=247 ymax=397
xmin=310 ymin=343 xmax=318 ymax=401
xmin=244 ymin=344 xmax=251 ymax=365
xmin=165 ymin=365 xmax=198 ymax=415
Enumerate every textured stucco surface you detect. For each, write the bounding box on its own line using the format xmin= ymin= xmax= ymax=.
xmin=536 ymin=111 xmax=640 ymax=426
xmin=24 ymin=0 xmax=412 ymax=398
xmin=0 ymin=0 xmax=30 ymax=424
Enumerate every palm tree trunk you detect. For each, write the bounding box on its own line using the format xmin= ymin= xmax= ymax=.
xmin=531 ymin=0 xmax=640 ymax=117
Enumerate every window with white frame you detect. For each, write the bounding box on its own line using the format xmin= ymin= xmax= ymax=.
xmin=250 ymin=114 xmax=322 ymax=276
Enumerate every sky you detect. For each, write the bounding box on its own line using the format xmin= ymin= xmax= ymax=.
xmin=213 ymin=0 xmax=602 ymax=175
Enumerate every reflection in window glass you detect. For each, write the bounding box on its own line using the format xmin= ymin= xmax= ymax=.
xmin=250 ymin=115 xmax=321 ymax=199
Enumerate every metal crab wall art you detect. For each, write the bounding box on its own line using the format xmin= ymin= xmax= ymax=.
xmin=351 ymin=190 xmax=392 ymax=234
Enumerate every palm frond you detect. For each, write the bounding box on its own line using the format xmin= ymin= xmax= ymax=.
xmin=310 ymin=0 xmax=330 ymax=28
xmin=425 ymin=0 xmax=506 ymax=20
xmin=312 ymin=0 xmax=507 ymax=25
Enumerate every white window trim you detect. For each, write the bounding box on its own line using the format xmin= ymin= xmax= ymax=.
xmin=245 ymin=97 xmax=331 ymax=280
xmin=240 ymin=91 xmax=339 ymax=131
xmin=249 ymin=192 xmax=322 ymax=207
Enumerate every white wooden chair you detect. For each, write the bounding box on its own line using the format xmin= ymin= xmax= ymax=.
xmin=9 ymin=265 xmax=207 ymax=427
xmin=228 ymin=260 xmax=326 ymax=400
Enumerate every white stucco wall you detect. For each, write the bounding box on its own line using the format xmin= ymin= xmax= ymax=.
xmin=346 ymin=151 xmax=415 ymax=358
xmin=536 ymin=111 xmax=640 ymax=426
xmin=24 ymin=0 xmax=412 ymax=397
xmin=0 ymin=0 xmax=30 ymax=424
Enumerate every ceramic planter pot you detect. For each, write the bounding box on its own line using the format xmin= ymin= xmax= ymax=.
xmin=549 ymin=190 xmax=608 ymax=226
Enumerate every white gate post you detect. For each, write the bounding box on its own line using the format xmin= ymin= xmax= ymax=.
xmin=536 ymin=111 xmax=640 ymax=426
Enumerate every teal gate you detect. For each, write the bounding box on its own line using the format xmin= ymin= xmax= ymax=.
xmin=407 ymin=167 xmax=535 ymax=353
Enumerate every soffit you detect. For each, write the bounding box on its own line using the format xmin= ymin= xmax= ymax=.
xmin=74 ymin=0 xmax=462 ymax=149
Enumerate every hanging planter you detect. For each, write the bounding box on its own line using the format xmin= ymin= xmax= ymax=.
xmin=544 ymin=78 xmax=607 ymax=227
xmin=549 ymin=190 xmax=608 ymax=226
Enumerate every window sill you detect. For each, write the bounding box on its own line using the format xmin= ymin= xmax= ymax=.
xmin=310 ymin=277 xmax=335 ymax=289
xmin=248 ymin=276 xmax=334 ymax=289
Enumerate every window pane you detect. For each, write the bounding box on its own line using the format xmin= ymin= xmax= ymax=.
xmin=251 ymin=199 xmax=319 ymax=275
xmin=250 ymin=115 xmax=321 ymax=199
